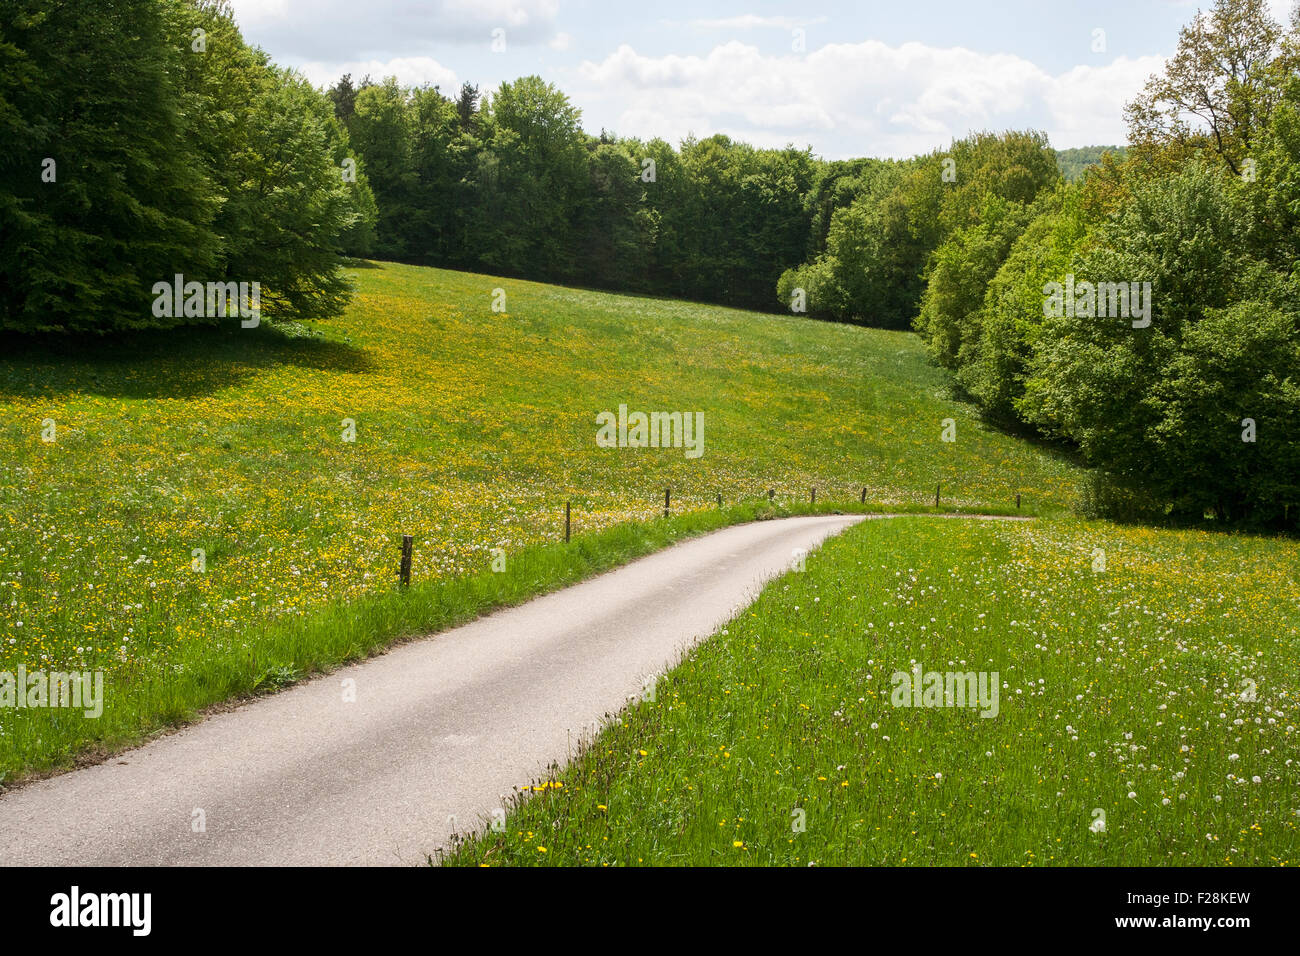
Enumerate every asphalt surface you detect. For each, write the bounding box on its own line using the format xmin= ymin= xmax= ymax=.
xmin=0 ymin=513 xmax=892 ymax=866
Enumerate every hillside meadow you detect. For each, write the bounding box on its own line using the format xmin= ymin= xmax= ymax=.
xmin=0 ymin=261 xmax=1076 ymax=777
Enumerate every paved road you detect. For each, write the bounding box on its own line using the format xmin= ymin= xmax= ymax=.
xmin=2 ymin=513 xmax=898 ymax=866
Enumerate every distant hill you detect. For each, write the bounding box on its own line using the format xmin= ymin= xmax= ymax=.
xmin=1055 ymin=145 xmax=1128 ymax=181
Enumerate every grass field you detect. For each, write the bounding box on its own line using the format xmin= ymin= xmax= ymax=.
xmin=443 ymin=516 xmax=1300 ymax=866
xmin=4 ymin=261 xmax=1297 ymax=867
xmin=0 ymin=261 xmax=1077 ymax=779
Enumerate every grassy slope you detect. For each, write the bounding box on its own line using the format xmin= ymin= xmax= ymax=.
xmin=0 ymin=262 xmax=1075 ymax=778
xmin=445 ymin=516 xmax=1300 ymax=867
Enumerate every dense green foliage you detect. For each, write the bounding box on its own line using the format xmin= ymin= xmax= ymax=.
xmin=778 ymin=131 xmax=1060 ymax=329
xmin=954 ymin=185 xmax=1088 ymax=421
xmin=333 ymin=72 xmax=818 ymax=309
xmin=1055 ymin=145 xmax=1128 ymax=181
xmin=899 ymin=0 xmax=1299 ymax=528
xmin=1019 ymin=160 xmax=1299 ymax=524
xmin=0 ymin=0 xmax=376 ymax=332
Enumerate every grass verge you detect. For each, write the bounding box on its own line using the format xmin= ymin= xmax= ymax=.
xmin=0 ymin=497 xmax=1015 ymax=785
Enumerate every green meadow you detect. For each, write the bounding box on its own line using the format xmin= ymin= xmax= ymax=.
xmin=0 ymin=261 xmax=1073 ymax=779
xmin=4 ymin=261 xmax=1297 ymax=868
xmin=444 ymin=516 xmax=1300 ymax=867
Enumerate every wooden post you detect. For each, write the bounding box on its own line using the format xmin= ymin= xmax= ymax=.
xmin=565 ymin=501 xmax=571 ymax=543
xmin=664 ymin=487 xmax=670 ymax=518
xmin=716 ymin=492 xmax=722 ymax=507
xmin=1016 ymin=493 xmax=1021 ymax=511
xmin=399 ymin=535 xmax=413 ymax=587
xmin=811 ymin=487 xmax=816 ymax=505
xmin=860 ymin=487 xmax=867 ymax=504
xmin=768 ymin=488 xmax=774 ymax=503
xmin=935 ymin=482 xmax=941 ymax=509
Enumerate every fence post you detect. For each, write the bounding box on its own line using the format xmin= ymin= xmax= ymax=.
xmin=399 ymin=535 xmax=413 ymax=587
xmin=1016 ymin=493 xmax=1021 ymax=511
xmin=811 ymin=487 xmax=816 ymax=505
xmin=860 ymin=487 xmax=867 ymax=504
xmin=565 ymin=500 xmax=571 ymax=543
xmin=716 ymin=492 xmax=722 ymax=507
xmin=935 ymin=482 xmax=941 ymax=509
xmin=664 ymin=487 xmax=670 ymax=519
xmin=768 ymin=488 xmax=774 ymax=503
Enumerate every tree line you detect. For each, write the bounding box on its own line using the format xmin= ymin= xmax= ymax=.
xmin=332 ymin=0 xmax=1297 ymax=528
xmin=328 ymin=71 xmax=819 ymax=310
xmin=840 ymin=0 xmax=1297 ymax=529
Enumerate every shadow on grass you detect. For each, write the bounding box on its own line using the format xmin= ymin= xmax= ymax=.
xmin=940 ymin=379 xmax=1088 ymax=472
xmin=0 ymin=321 xmax=374 ymax=400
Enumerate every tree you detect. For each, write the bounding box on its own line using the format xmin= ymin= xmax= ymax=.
xmin=328 ymin=73 xmax=359 ymax=132
xmin=573 ymin=142 xmax=656 ymax=290
xmin=351 ymin=78 xmax=417 ymax=258
xmin=1055 ymin=145 xmax=1128 ymax=182
xmin=778 ymin=160 xmax=937 ymax=327
xmin=637 ymin=137 xmax=692 ymax=296
xmin=0 ymin=0 xmax=370 ymax=332
xmin=176 ymin=0 xmax=371 ymax=320
xmin=915 ymin=193 xmax=1038 ymax=370
xmin=1019 ymin=159 xmax=1297 ymax=522
xmin=957 ymin=184 xmax=1090 ymax=421
xmin=1242 ymin=74 xmax=1300 ymax=273
xmin=404 ymin=85 xmax=460 ymax=261
xmin=780 ymin=130 xmax=1057 ymax=329
xmin=218 ymin=68 xmax=360 ymax=320
xmin=468 ymin=76 xmax=588 ymax=279
xmin=455 ymin=82 xmax=480 ymax=132
xmin=1149 ymin=303 xmax=1300 ymax=523
xmin=801 ymin=158 xmax=885 ymax=259
xmin=734 ymin=145 xmax=817 ymax=308
xmin=489 ymin=75 xmax=585 ymax=160
xmin=0 ymin=0 xmax=219 ymax=332
xmin=1125 ymin=0 xmax=1297 ymax=175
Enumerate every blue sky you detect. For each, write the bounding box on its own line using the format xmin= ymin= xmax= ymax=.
xmin=227 ymin=0 xmax=1298 ymax=158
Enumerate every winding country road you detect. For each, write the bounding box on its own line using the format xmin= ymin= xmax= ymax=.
xmin=0 ymin=513 xmax=1025 ymax=866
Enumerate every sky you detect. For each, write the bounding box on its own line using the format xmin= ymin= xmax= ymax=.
xmin=225 ymin=0 xmax=1300 ymax=159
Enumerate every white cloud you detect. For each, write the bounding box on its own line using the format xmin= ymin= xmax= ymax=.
xmin=226 ymin=0 xmax=562 ymax=59
xmin=224 ymin=0 xmax=291 ymax=26
xmin=1266 ymin=0 xmax=1299 ymax=25
xmin=1043 ymin=57 xmax=1162 ymax=147
xmin=576 ymin=40 xmax=1165 ymax=157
